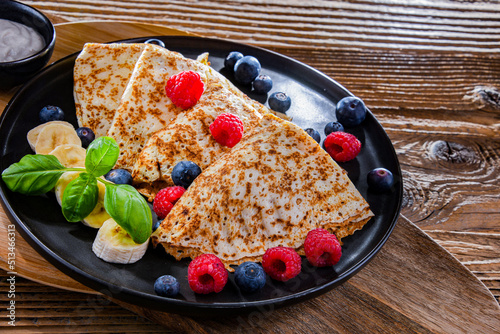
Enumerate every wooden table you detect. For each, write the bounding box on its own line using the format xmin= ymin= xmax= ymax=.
xmin=1 ymin=1 xmax=499 ymax=332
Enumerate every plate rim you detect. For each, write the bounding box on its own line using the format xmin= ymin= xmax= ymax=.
xmin=0 ymin=35 xmax=403 ymax=315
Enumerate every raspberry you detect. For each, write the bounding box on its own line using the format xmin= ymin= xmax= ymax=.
xmin=153 ymin=186 xmax=185 ymax=219
xmin=262 ymin=246 xmax=301 ymax=282
xmin=152 ymin=195 xmax=173 ymax=220
xmin=304 ymin=228 xmax=342 ymax=267
xmin=307 ymin=228 xmax=329 ymax=238
xmin=323 ymin=131 xmax=361 ymax=162
xmin=188 ymin=254 xmax=228 ymax=294
xmin=165 ymin=71 xmax=205 ymax=109
xmin=209 ymin=113 xmax=244 ymax=148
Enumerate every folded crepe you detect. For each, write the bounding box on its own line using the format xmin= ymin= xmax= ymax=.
xmin=106 ymin=44 xmax=213 ymax=171
xmin=131 ymin=65 xmax=266 ymax=200
xmin=74 ymin=43 xmax=147 ymax=137
xmin=75 ymin=43 xmax=268 ymax=176
xmin=152 ymin=113 xmax=374 ymax=270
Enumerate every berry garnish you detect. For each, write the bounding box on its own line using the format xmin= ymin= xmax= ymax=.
xmin=188 ymin=254 xmax=228 ymax=294
xmin=324 ymin=121 xmax=344 ymax=136
xmin=163 ymin=186 xmax=185 ymax=203
xmin=153 ymin=186 xmax=185 ymax=219
xmin=305 ymin=128 xmax=321 ymax=143
xmin=252 ymin=74 xmax=273 ymax=94
xmin=209 ymin=113 xmax=244 ymax=148
xmin=153 ymin=198 xmax=173 ymax=220
xmin=367 ymin=167 xmax=394 ymax=192
xmin=76 ymin=127 xmax=95 ymax=148
xmin=323 ymin=131 xmax=361 ymax=162
xmin=262 ymin=246 xmax=301 ymax=282
xmin=165 ymin=70 xmax=205 ymax=109
xmin=336 ymin=96 xmax=367 ymax=127
xmin=105 ymin=169 xmax=133 ymax=185
xmin=234 ymin=55 xmax=261 ymax=85
xmin=224 ymin=51 xmax=244 ymax=72
xmin=304 ymin=228 xmax=342 ymax=267
xmin=39 ymin=105 xmax=64 ymax=123
xmin=268 ymin=92 xmax=291 ymax=113
xmin=154 ymin=275 xmax=180 ymax=297
xmin=171 ymin=160 xmax=202 ymax=188
xmin=234 ymin=262 xmax=266 ymax=292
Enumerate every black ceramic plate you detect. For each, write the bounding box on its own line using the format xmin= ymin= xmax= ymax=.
xmin=0 ymin=36 xmax=402 ymax=317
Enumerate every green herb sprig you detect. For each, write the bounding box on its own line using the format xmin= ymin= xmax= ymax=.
xmin=1 ymin=137 xmax=152 ymax=244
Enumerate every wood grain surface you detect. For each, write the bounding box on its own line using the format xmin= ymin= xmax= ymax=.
xmin=0 ymin=0 xmax=498 ymax=332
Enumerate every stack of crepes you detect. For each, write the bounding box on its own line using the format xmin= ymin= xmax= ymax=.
xmin=74 ymin=42 xmax=373 ymax=270
xmin=74 ymin=42 xmax=266 ymax=200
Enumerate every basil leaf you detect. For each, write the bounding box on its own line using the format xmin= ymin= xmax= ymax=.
xmin=104 ymin=183 xmax=152 ymax=244
xmin=62 ymin=172 xmax=98 ymax=222
xmin=85 ymin=137 xmax=119 ymax=177
xmin=1 ymin=154 xmax=67 ymax=195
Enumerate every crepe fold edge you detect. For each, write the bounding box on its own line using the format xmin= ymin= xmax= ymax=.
xmin=152 ymin=213 xmax=373 ymax=272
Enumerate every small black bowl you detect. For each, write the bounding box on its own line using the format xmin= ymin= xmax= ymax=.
xmin=0 ymin=0 xmax=56 ymax=90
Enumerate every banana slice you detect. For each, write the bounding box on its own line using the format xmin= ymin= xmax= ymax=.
xmin=54 ymin=172 xmax=110 ymax=228
xmin=35 ymin=123 xmax=82 ymax=155
xmin=82 ymin=179 xmax=110 ymax=229
xmin=49 ymin=144 xmax=86 ymax=168
xmin=54 ymin=172 xmax=79 ymax=206
xmin=92 ymin=218 xmax=149 ymax=264
xmin=27 ymin=121 xmax=75 ymax=151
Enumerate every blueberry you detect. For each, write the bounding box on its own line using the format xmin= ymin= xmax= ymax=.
xmin=234 ymin=55 xmax=261 ymax=85
xmin=252 ymin=74 xmax=273 ymax=94
xmin=105 ymin=169 xmax=133 ymax=185
xmin=224 ymin=51 xmax=244 ymax=72
xmin=144 ymin=38 xmax=165 ymax=48
xmin=234 ymin=262 xmax=266 ymax=292
xmin=335 ymin=96 xmax=367 ymax=127
xmin=268 ymin=92 xmax=291 ymax=113
xmin=171 ymin=160 xmax=202 ymax=188
xmin=76 ymin=127 xmax=95 ymax=148
xmin=152 ymin=219 xmax=162 ymax=232
xmin=324 ymin=121 xmax=344 ymax=136
xmin=39 ymin=105 xmax=64 ymax=123
xmin=305 ymin=128 xmax=320 ymax=143
xmin=154 ymin=275 xmax=180 ymax=297
xmin=367 ymin=168 xmax=394 ymax=192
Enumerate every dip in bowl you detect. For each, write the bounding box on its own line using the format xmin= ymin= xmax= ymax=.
xmin=0 ymin=0 xmax=55 ymax=89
